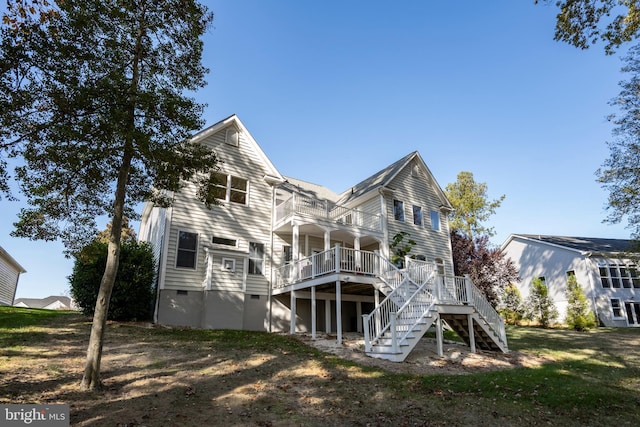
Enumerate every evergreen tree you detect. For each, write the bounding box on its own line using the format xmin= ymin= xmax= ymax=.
xmin=565 ymin=274 xmax=597 ymax=331
xmin=500 ymin=283 xmax=524 ymax=325
xmin=525 ymin=278 xmax=558 ymax=327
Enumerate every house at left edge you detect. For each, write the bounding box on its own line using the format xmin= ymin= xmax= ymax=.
xmin=139 ymin=114 xmax=508 ymax=361
xmin=0 ymin=245 xmax=26 ymax=306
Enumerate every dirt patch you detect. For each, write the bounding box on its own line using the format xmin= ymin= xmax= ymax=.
xmin=296 ymin=332 xmax=552 ymax=376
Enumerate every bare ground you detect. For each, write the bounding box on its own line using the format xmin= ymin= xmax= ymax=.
xmin=0 ymin=314 xmax=577 ymax=427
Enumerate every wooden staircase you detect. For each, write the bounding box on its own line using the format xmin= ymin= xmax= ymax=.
xmin=440 ymin=312 xmax=508 ymax=352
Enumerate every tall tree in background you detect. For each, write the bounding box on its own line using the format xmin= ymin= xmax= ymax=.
xmin=597 ymin=44 xmax=640 ymax=241
xmin=0 ymin=1 xmax=218 ymax=390
xmin=537 ymin=0 xmax=640 ymax=54
xmin=444 ymin=171 xmax=505 ymax=240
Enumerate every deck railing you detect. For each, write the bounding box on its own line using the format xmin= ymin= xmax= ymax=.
xmin=274 ymin=194 xmax=382 ymax=232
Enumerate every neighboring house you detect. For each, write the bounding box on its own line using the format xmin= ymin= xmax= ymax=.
xmin=501 ymin=234 xmax=640 ymax=327
xmin=14 ymin=295 xmax=74 ymax=310
xmin=0 ymin=245 xmax=26 ymax=306
xmin=139 ymin=114 xmax=508 ymax=361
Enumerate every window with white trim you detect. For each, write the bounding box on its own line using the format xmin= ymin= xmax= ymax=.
xmin=611 ymin=298 xmax=623 ymax=318
xmin=176 ymin=231 xmax=198 ymax=269
xmin=211 ymin=172 xmax=248 ymax=205
xmin=412 ymin=205 xmax=423 ymax=226
xmin=249 ymin=242 xmax=265 ymax=275
xmin=221 ymin=258 xmax=236 ymax=272
xmin=225 ymin=127 xmax=239 ymax=146
xmin=393 ymin=200 xmax=404 ymax=222
xmin=430 ymin=210 xmax=440 ymax=231
xmin=212 ymin=236 xmax=237 ymax=247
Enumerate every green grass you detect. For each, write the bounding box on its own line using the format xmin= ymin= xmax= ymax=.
xmin=1 ymin=307 xmax=639 ymax=426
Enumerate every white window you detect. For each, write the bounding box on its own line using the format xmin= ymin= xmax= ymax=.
xmin=412 ymin=205 xmax=423 ymax=226
xmin=249 ymin=242 xmax=265 ymax=275
xmin=225 ymin=126 xmax=239 ymax=146
xmin=611 ymin=298 xmax=623 ymax=318
xmin=393 ymin=200 xmax=404 ymax=222
xmin=212 ymin=236 xmax=237 ymax=247
xmin=176 ymin=231 xmax=198 ymax=269
xmin=221 ymin=258 xmax=236 ymax=272
xmin=212 ymin=172 xmax=248 ymax=205
xmin=430 ymin=210 xmax=440 ymax=231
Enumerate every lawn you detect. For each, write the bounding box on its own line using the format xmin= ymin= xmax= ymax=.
xmin=1 ymin=307 xmax=639 ymax=426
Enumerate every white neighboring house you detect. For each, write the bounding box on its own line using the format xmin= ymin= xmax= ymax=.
xmin=0 ymin=245 xmax=26 ymax=306
xmin=501 ymin=234 xmax=640 ymax=327
xmin=139 ymin=114 xmax=509 ymax=361
xmin=14 ymin=296 xmax=74 ymax=310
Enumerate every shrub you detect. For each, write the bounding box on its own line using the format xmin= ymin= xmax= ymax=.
xmin=524 ymin=277 xmax=558 ymax=327
xmin=500 ymin=283 xmax=524 ymax=325
xmin=69 ymin=239 xmax=155 ymax=321
xmin=565 ymin=274 xmax=597 ymax=331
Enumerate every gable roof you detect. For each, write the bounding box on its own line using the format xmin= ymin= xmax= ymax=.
xmin=502 ymin=234 xmax=639 ymax=255
xmin=190 ymin=114 xmax=284 ymax=184
xmin=0 ymin=246 xmax=26 ymax=273
xmin=281 ymin=176 xmax=340 ymax=202
xmin=336 ymin=151 xmax=452 ymax=209
xmin=14 ymin=296 xmax=72 ymax=309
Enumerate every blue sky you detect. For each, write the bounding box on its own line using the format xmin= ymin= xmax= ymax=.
xmin=0 ymin=0 xmax=633 ymax=299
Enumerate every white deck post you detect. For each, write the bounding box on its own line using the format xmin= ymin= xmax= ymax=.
xmin=354 ymin=237 xmax=361 ymax=270
xmin=374 ymin=289 xmax=381 ymax=336
xmin=336 ymin=280 xmax=342 ymax=345
xmin=436 ymin=314 xmax=443 ymax=357
xmin=311 ymin=286 xmax=317 ymax=340
xmin=467 ymin=313 xmax=476 ymax=353
xmin=325 ymin=298 xmax=331 ymax=333
xmin=290 ymin=290 xmax=296 ymax=334
xmin=465 ymin=274 xmax=472 ymax=304
xmin=292 ymin=224 xmax=299 ymax=281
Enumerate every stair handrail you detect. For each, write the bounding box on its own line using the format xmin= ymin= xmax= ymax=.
xmin=465 ymin=276 xmax=508 ymax=349
xmin=363 ymin=259 xmax=436 ymax=352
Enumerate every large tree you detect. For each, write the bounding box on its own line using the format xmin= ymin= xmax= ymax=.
xmin=597 ymin=44 xmax=640 ymax=240
xmin=444 ymin=171 xmax=505 ymax=240
xmin=0 ymin=1 xmax=218 ymax=390
xmin=538 ymin=0 xmax=640 ymax=54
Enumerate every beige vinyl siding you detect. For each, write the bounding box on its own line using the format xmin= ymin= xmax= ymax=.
xmin=386 ymin=159 xmax=454 ymax=275
xmin=163 ymin=127 xmax=275 ymax=295
xmin=0 ymin=257 xmax=20 ymax=305
xmin=138 ymin=206 xmax=167 ymax=287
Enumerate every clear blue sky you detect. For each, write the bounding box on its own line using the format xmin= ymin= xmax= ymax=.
xmin=0 ymin=0 xmax=632 ymax=299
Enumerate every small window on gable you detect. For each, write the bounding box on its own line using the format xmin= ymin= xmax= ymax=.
xmin=225 ymin=127 xmax=239 ymax=146
xmin=411 ymin=165 xmax=421 ymax=178
xmin=176 ymin=231 xmax=198 ymax=269
xmin=430 ymin=210 xmax=440 ymax=231
xmin=393 ymin=200 xmax=404 ymax=222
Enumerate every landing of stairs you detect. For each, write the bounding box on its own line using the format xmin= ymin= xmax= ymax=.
xmin=293 ymin=332 xmax=552 ymax=376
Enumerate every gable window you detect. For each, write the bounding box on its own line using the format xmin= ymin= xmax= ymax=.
xmin=430 ymin=210 xmax=440 ymax=231
xmin=393 ymin=200 xmax=404 ymax=222
xmin=412 ymin=205 xmax=423 ymax=226
xmin=611 ymin=298 xmax=623 ymax=318
xmin=176 ymin=231 xmax=198 ymax=269
xmin=212 ymin=236 xmax=237 ymax=247
xmin=212 ymin=172 xmax=248 ymax=205
xmin=249 ymin=242 xmax=265 ymax=275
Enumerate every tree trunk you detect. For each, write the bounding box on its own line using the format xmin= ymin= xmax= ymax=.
xmin=80 ymin=151 xmax=133 ymax=390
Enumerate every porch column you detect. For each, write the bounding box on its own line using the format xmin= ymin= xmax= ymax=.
xmin=292 ymin=224 xmax=300 ymax=281
xmin=290 ymin=290 xmax=296 ymax=334
xmin=354 ymin=237 xmax=361 ymax=270
xmin=324 ymin=230 xmax=331 ymax=251
xmin=436 ymin=314 xmax=443 ymax=357
xmin=311 ymin=286 xmax=317 ymax=340
xmin=336 ymin=280 xmax=342 ymax=345
xmin=325 ymin=298 xmax=331 ymax=333
xmin=356 ymin=301 xmax=363 ymax=333
xmin=467 ymin=314 xmax=476 ymax=353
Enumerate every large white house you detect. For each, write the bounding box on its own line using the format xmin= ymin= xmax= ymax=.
xmin=139 ymin=114 xmax=508 ymax=360
xmin=501 ymin=234 xmax=640 ymax=327
xmin=0 ymin=245 xmax=26 ymax=306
